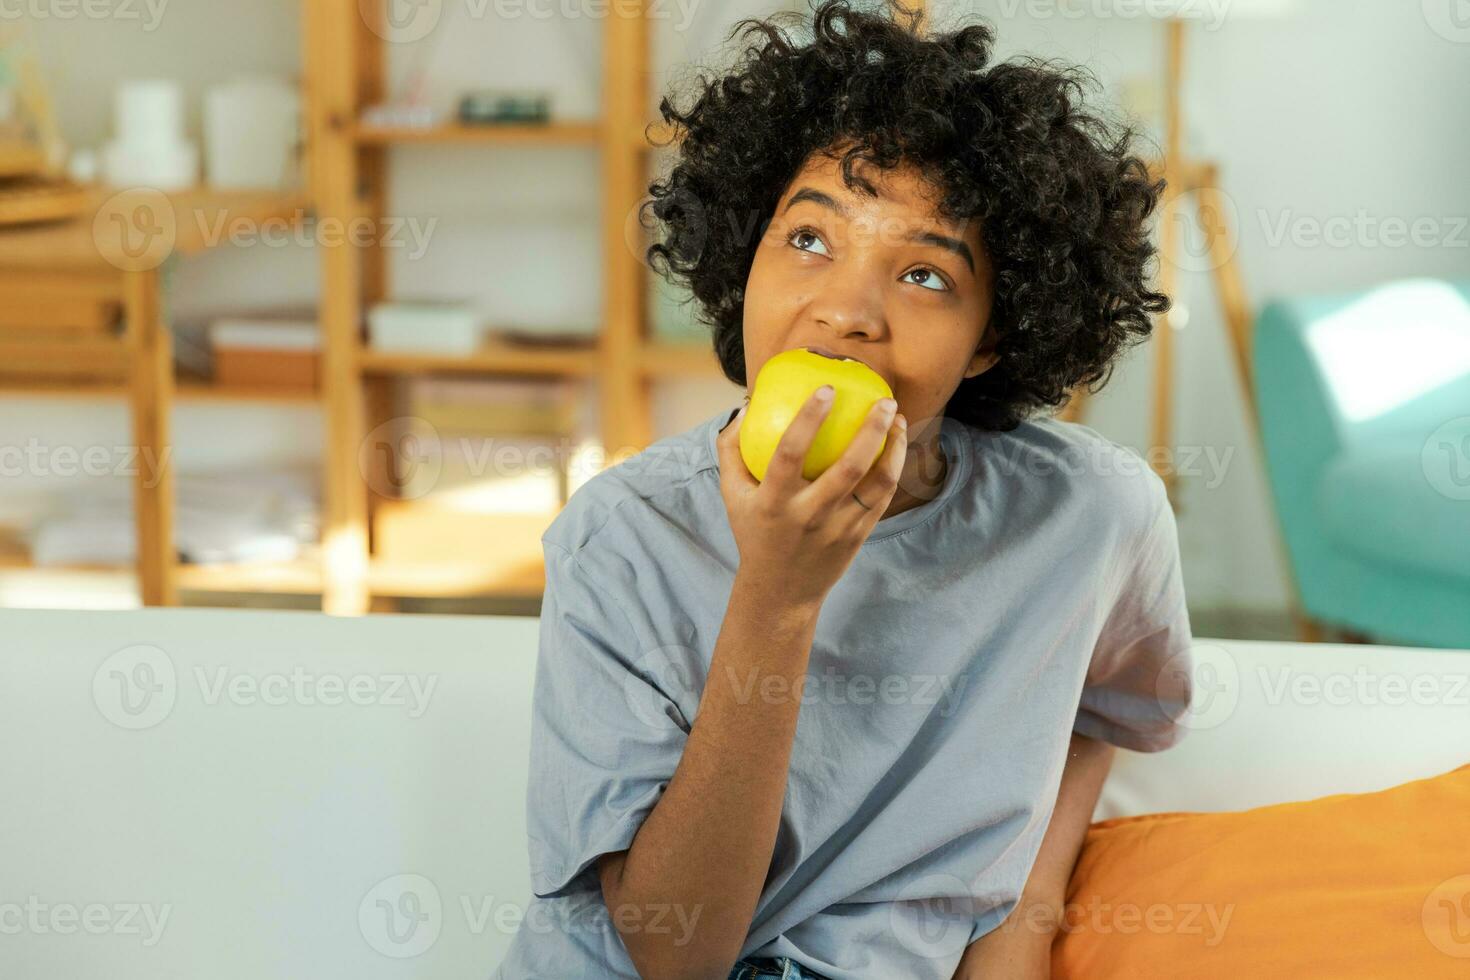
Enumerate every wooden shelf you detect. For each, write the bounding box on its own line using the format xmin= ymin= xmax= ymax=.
xmin=0 ymin=338 xmax=131 ymax=380
xmin=176 ymin=380 xmax=318 ymax=403
xmin=0 ymin=140 xmax=47 ymax=178
xmin=0 ymin=0 xmax=700 ymax=612
xmin=0 ymin=535 xmax=543 ymax=601
xmin=368 ymin=558 xmax=544 ymax=600
xmin=358 ymin=339 xmax=599 ymax=378
xmin=303 ymin=0 xmax=668 ymax=613
xmin=171 ymin=189 xmax=313 ymax=257
xmin=353 ymin=120 xmax=602 ymax=146
xmin=352 ymin=119 xmax=673 ymax=153
xmin=0 ymin=375 xmax=316 ymax=404
xmin=178 ymin=556 xmax=545 ymax=600
xmin=0 ymin=527 xmax=34 ymax=567
xmin=0 ymin=179 xmax=318 ymax=606
xmin=355 ymin=339 xmax=725 ymax=380
xmin=0 ymin=187 xmax=309 ymax=271
xmin=0 ymin=527 xmax=326 ymax=592
xmin=176 ymin=556 xmax=327 ymax=594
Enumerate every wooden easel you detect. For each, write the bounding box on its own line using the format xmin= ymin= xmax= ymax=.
xmin=1056 ymin=19 xmax=1334 ymax=644
xmin=1057 ymin=18 xmax=1255 ymax=512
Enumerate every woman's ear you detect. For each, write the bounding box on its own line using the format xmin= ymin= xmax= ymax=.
xmin=963 ymin=325 xmax=1000 ymax=379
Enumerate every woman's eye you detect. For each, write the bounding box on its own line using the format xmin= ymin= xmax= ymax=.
xmin=786 ymin=227 xmax=949 ymax=293
xmin=901 ymin=268 xmax=950 ymax=292
xmin=787 ymin=227 xmax=830 ymax=256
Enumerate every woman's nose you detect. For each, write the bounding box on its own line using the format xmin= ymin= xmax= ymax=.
xmin=807 ymin=261 xmax=885 ymax=340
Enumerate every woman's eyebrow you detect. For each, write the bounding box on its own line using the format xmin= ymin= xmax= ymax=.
xmin=906 ymin=230 xmax=975 ymax=274
xmin=782 ymin=186 xmax=975 ymax=274
xmin=784 ymin=187 xmax=854 ymax=219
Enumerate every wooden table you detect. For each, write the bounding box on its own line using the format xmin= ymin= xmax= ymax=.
xmin=0 ymin=187 xmax=310 ymax=605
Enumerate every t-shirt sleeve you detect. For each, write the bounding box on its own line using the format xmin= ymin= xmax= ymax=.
xmin=524 ymin=540 xmax=693 ymax=899
xmin=1072 ymin=478 xmax=1194 ymax=753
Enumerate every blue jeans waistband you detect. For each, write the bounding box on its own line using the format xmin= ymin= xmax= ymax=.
xmin=728 ymin=955 xmax=829 ymax=980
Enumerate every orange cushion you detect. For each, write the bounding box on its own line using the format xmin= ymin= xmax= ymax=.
xmin=1052 ymin=761 xmax=1470 ymax=979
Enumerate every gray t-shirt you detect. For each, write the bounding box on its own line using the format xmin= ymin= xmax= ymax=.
xmin=495 ymin=406 xmax=1193 ymax=980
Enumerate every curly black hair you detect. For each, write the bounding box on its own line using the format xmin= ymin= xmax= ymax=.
xmin=642 ymin=0 xmax=1169 ymax=432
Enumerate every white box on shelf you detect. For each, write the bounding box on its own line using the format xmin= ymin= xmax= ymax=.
xmin=102 ymin=79 xmax=199 ymax=190
xmin=209 ymin=318 xmax=319 ymax=352
xmin=204 ymin=76 xmax=301 ymax=190
xmin=367 ymin=301 xmax=485 ymax=354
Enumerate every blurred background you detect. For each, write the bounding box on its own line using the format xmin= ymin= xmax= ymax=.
xmin=0 ymin=0 xmax=1466 ymax=646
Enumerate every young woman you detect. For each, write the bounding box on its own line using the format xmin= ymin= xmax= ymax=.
xmin=496 ymin=2 xmax=1194 ymax=977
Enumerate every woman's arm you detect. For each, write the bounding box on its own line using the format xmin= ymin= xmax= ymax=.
xmin=598 ymin=573 xmax=820 ymax=980
xmin=952 ymin=733 xmax=1116 ymax=979
xmin=598 ymin=396 xmax=907 ymax=980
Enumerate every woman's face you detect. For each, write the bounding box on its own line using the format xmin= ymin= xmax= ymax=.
xmin=741 ymin=149 xmax=998 ymax=443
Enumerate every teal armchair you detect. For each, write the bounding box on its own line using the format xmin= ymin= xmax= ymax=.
xmin=1253 ymin=278 xmax=1470 ymax=648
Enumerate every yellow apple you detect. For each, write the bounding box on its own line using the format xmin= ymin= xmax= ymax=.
xmin=739 ymin=347 xmax=894 ymax=482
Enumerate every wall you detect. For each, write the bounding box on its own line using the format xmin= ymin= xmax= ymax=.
xmin=5 ymin=0 xmax=1467 ymax=615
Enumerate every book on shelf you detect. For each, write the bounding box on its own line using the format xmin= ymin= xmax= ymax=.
xmin=207 ymin=311 xmax=319 ymax=390
xmin=490 ymin=327 xmax=596 ymax=349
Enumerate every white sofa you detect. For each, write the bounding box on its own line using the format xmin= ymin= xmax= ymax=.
xmin=3 ymin=607 xmax=1468 ymax=979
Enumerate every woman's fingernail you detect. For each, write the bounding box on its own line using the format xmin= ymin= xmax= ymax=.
xmin=896 ymin=413 xmax=907 ymax=430
xmin=815 ymin=385 xmax=834 ymax=401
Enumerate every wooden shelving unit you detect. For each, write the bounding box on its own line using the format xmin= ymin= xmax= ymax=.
xmin=352 ymin=120 xmax=602 ymax=146
xmin=0 ymin=377 xmax=316 ymax=403
xmin=305 ymin=0 xmax=724 ymax=614
xmin=0 ymin=3 xmax=724 ymax=612
xmin=0 ymin=187 xmax=312 ymax=604
xmin=357 ymin=340 xmax=602 ymax=378
xmin=172 ymin=550 xmax=544 ymax=600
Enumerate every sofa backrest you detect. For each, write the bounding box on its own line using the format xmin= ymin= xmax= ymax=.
xmin=3 ymin=608 xmax=538 ymax=978
xmin=4 ymin=608 xmax=1468 ymax=978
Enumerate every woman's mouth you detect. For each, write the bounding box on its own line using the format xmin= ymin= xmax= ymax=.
xmin=801 ymin=345 xmax=893 ymax=390
xmin=804 ymin=345 xmax=849 ymax=361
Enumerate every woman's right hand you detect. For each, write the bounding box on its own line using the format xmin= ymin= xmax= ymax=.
xmin=716 ymin=387 xmax=908 ymax=611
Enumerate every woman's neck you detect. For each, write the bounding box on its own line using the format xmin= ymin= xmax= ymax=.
xmin=880 ymin=429 xmax=949 ymax=521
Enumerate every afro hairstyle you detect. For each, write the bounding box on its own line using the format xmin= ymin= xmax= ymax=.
xmin=642 ymin=0 xmax=1170 ymax=432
